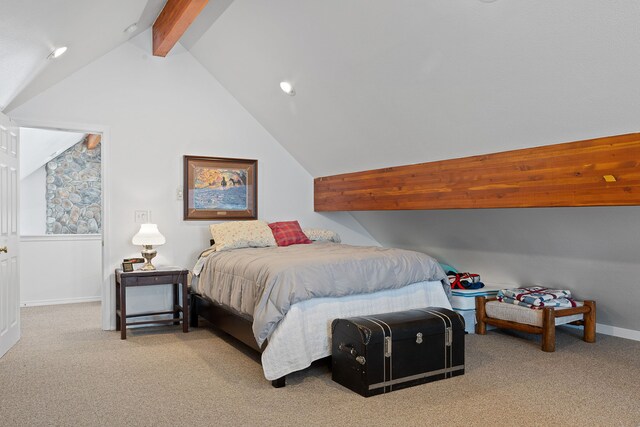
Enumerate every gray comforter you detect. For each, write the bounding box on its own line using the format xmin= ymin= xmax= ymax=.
xmin=193 ymin=242 xmax=449 ymax=347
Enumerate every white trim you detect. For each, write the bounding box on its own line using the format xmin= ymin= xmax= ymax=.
xmin=20 ymin=234 xmax=101 ymax=242
xmin=594 ymin=323 xmax=640 ymax=341
xmin=11 ymin=118 xmax=113 ymax=331
xmin=564 ymin=322 xmax=640 ymax=342
xmin=101 ymin=127 xmax=112 ymax=330
xmin=21 ymin=296 xmax=101 ymax=307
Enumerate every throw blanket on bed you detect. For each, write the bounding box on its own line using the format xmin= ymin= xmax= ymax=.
xmin=497 ymin=286 xmax=576 ymax=309
xmin=193 ymin=242 xmax=449 ymax=347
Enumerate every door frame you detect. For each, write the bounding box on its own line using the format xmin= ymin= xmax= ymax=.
xmin=13 ymin=118 xmax=113 ymax=330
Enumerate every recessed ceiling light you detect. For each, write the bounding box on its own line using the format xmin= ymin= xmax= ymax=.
xmin=280 ymin=81 xmax=296 ymax=96
xmin=48 ymin=46 xmax=68 ymax=59
xmin=124 ymin=23 xmax=138 ymax=34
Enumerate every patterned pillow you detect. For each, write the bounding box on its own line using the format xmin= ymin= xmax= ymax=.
xmin=209 ymin=220 xmax=277 ymax=251
xmin=302 ymin=228 xmax=341 ymax=243
xmin=268 ymin=221 xmax=312 ymax=247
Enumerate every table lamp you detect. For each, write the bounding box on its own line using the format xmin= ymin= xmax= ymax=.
xmin=131 ymin=223 xmax=166 ymax=270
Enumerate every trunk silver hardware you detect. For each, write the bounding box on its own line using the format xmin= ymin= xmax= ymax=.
xmin=384 ymin=336 xmax=392 ymax=358
xmin=416 ymin=332 xmax=423 ymax=344
xmin=338 ymin=343 xmax=366 ymax=365
xmin=445 ymin=326 xmax=453 ymax=346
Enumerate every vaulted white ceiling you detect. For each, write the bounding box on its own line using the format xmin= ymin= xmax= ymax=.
xmin=0 ymin=0 xmax=165 ymax=111
xmin=20 ymin=127 xmax=85 ymax=179
xmin=3 ymin=0 xmax=640 ymax=179
xmin=187 ymin=0 xmax=640 ymax=177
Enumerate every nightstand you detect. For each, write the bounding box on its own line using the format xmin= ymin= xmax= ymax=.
xmin=115 ymin=267 xmax=189 ymax=339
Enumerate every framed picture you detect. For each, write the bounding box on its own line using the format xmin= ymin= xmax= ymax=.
xmin=183 ymin=155 xmax=257 ymax=220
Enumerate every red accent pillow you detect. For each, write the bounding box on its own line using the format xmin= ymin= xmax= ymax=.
xmin=268 ymin=221 xmax=312 ymax=247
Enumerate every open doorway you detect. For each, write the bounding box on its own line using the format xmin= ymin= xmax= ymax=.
xmin=19 ymin=126 xmax=104 ymax=308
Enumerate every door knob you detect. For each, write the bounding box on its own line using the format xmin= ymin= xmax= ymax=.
xmin=0 ymin=246 xmax=7 ymax=253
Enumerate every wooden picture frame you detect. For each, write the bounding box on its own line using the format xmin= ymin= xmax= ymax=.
xmin=183 ymin=156 xmax=257 ymax=220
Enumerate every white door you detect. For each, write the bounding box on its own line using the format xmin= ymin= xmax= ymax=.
xmin=0 ymin=112 xmax=20 ymax=358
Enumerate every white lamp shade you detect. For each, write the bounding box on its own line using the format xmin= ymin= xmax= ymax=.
xmin=132 ymin=224 xmax=166 ymax=246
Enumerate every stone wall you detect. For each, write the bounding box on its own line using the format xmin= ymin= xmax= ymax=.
xmin=46 ymin=138 xmax=101 ymax=234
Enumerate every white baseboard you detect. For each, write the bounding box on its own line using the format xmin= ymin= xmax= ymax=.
xmin=594 ymin=323 xmax=640 ymax=342
xmin=21 ymin=296 xmax=101 ymax=307
xmin=563 ymin=322 xmax=640 ymax=342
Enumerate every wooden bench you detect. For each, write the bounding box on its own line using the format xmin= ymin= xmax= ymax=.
xmin=475 ymin=296 xmax=596 ymax=352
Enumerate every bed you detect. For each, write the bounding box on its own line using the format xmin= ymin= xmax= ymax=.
xmin=189 ymin=224 xmax=451 ymax=387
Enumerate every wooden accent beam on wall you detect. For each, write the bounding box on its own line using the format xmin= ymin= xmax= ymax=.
xmin=314 ymin=133 xmax=640 ymax=211
xmin=153 ymin=0 xmax=209 ymax=57
xmin=86 ymin=134 xmax=101 ymax=150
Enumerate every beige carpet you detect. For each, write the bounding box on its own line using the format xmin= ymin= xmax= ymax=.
xmin=1 ymin=302 xmax=639 ymax=426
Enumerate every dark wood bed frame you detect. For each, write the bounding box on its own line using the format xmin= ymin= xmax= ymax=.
xmin=189 ymin=291 xmax=287 ymax=388
xmin=191 ymin=240 xmax=289 ymax=386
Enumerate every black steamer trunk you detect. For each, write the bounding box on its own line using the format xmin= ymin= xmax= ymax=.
xmin=331 ymin=308 xmax=465 ymax=397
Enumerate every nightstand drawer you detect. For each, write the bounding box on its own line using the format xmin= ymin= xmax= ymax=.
xmin=134 ymin=275 xmax=172 ymax=286
xmin=121 ymin=272 xmax=186 ymax=286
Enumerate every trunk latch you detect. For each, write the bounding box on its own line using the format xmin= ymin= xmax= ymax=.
xmin=416 ymin=332 xmax=423 ymax=344
xmin=384 ymin=336 xmax=392 ymax=358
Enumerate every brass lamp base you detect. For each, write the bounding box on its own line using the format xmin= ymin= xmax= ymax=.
xmin=140 ymin=245 xmax=157 ymax=270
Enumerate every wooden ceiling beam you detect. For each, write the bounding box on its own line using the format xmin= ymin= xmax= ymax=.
xmin=314 ymin=133 xmax=640 ymax=211
xmin=86 ymin=134 xmax=101 ymax=150
xmin=153 ymin=0 xmax=209 ymax=57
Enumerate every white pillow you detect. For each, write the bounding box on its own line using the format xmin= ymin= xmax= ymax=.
xmin=302 ymin=228 xmax=341 ymax=243
xmin=209 ymin=220 xmax=277 ymax=251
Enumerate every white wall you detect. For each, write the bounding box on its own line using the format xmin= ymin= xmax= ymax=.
xmin=8 ymin=30 xmax=377 ymax=324
xmin=354 ymin=208 xmax=640 ymax=339
xmin=180 ymin=1 xmax=640 ymax=338
xmin=20 ymin=235 xmax=102 ymax=305
xmin=20 ymin=166 xmax=45 ymax=235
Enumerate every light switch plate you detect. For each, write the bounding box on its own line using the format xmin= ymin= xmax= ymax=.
xmin=134 ymin=210 xmax=150 ymax=223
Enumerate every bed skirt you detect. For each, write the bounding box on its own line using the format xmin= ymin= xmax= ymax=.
xmin=261 ymin=280 xmax=451 ymax=380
